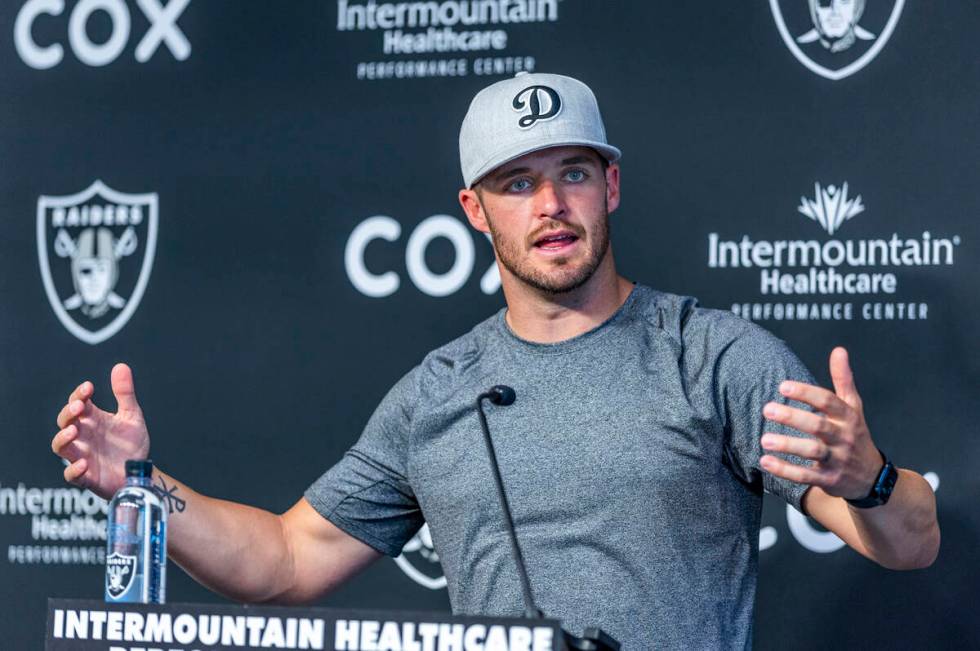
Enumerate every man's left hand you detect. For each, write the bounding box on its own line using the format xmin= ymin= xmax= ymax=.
xmin=759 ymin=346 xmax=884 ymax=500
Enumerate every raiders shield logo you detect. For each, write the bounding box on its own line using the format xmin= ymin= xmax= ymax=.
xmin=36 ymin=180 xmax=158 ymax=345
xmin=105 ymin=552 xmax=138 ymax=599
xmin=394 ymin=523 xmax=447 ymax=590
xmin=770 ymin=0 xmax=905 ymax=80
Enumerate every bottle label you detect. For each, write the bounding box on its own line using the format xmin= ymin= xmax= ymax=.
xmin=105 ymin=552 xmax=138 ymax=600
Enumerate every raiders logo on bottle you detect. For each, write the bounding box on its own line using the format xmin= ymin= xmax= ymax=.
xmin=512 ymin=85 xmax=562 ymax=129
xmin=105 ymin=552 xmax=138 ymax=599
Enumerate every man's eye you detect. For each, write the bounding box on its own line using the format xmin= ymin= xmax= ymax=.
xmin=564 ymin=169 xmax=587 ymax=183
xmin=508 ymin=178 xmax=532 ymax=192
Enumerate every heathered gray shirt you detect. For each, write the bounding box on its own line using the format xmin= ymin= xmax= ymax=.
xmin=306 ymin=284 xmax=815 ymax=650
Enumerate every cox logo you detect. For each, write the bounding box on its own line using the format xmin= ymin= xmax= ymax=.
xmin=345 ymin=215 xmax=500 ymax=298
xmin=15 ymin=0 xmax=191 ymax=70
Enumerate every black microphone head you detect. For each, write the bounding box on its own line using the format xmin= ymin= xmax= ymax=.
xmin=490 ymin=385 xmax=516 ymax=406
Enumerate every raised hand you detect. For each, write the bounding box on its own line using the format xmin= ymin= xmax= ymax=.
xmin=51 ymin=363 xmax=150 ymax=499
xmin=759 ymin=347 xmax=884 ymax=500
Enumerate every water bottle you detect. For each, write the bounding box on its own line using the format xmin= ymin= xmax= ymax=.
xmin=104 ymin=459 xmax=167 ymax=603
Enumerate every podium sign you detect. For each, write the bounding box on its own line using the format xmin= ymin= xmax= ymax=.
xmin=46 ymin=599 xmax=564 ymax=651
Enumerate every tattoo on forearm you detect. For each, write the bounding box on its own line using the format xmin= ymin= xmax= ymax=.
xmin=152 ymin=476 xmax=186 ymax=515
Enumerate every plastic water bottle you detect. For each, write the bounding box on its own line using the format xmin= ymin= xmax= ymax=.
xmin=104 ymin=459 xmax=167 ymax=603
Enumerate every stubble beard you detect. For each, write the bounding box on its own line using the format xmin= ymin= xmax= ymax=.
xmin=483 ymin=202 xmax=611 ymax=295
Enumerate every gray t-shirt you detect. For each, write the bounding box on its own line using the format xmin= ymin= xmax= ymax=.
xmin=306 ymin=284 xmax=815 ymax=650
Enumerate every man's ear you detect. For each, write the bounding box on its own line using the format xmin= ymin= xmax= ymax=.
xmin=605 ymin=163 xmax=621 ymax=214
xmin=459 ymin=188 xmax=490 ymax=234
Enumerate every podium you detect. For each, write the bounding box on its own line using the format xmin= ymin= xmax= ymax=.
xmin=46 ymin=598 xmax=567 ymax=651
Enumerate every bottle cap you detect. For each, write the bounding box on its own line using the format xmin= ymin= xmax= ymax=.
xmin=125 ymin=459 xmax=154 ymax=478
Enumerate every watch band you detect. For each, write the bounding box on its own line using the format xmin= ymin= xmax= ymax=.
xmin=845 ymin=448 xmax=898 ymax=508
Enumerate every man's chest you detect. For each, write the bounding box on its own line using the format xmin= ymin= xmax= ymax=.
xmin=405 ymin=354 xmax=726 ymax=545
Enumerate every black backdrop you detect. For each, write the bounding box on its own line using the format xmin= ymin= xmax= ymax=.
xmin=2 ymin=1 xmax=978 ymax=648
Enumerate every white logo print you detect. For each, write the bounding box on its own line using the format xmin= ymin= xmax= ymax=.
xmin=770 ymin=0 xmax=904 ymax=80
xmin=394 ymin=523 xmax=446 ymax=590
xmin=797 ymin=182 xmax=864 ymax=235
xmin=511 ymin=84 xmax=562 ymax=129
xmin=14 ymin=0 xmax=192 ymax=70
xmin=707 ymin=182 xmax=962 ymax=323
xmin=37 ymin=180 xmax=158 ymax=344
xmin=105 ymin=551 xmax=137 ymax=599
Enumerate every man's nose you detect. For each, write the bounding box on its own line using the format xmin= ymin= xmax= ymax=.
xmin=533 ymin=180 xmax=567 ymax=220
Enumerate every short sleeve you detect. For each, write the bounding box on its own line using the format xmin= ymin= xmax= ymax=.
xmin=714 ymin=322 xmax=818 ymax=514
xmin=303 ymin=367 xmax=425 ymax=556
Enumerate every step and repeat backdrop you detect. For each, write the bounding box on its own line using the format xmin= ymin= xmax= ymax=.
xmin=2 ymin=1 xmax=978 ymax=648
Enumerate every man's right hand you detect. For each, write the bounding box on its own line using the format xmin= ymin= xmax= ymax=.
xmin=52 ymin=363 xmax=150 ymax=500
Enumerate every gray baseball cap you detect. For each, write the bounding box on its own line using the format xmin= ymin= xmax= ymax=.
xmin=459 ymin=72 xmax=622 ymax=188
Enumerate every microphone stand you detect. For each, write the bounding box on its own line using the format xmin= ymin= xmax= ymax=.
xmin=477 ymin=386 xmax=620 ymax=651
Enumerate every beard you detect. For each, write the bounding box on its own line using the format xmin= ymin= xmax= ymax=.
xmin=482 ymin=201 xmax=611 ymax=295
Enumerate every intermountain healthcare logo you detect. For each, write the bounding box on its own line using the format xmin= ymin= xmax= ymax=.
xmin=797 ymin=182 xmax=863 ymax=236
xmin=335 ymin=0 xmax=559 ymax=80
xmin=1 ymin=480 xmax=108 ymax=567
xmin=770 ymin=0 xmax=904 ymax=80
xmin=707 ymin=182 xmax=963 ymax=322
xmin=37 ymin=180 xmax=158 ymax=344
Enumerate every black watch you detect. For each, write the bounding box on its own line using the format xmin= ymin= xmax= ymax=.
xmin=845 ymin=449 xmax=898 ymax=508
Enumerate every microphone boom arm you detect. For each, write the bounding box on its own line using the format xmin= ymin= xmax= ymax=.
xmin=475 ymin=386 xmax=621 ymax=651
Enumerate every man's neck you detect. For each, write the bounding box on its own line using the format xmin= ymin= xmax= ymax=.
xmin=501 ymin=255 xmax=635 ymax=344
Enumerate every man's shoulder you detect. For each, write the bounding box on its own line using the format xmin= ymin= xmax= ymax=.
xmin=631 ymin=285 xmax=757 ymax=343
xmin=632 ymin=284 xmax=795 ymax=363
xmin=407 ymin=308 xmax=503 ymax=388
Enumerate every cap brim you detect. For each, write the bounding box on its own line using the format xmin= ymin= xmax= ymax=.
xmin=467 ymin=140 xmax=622 ymax=188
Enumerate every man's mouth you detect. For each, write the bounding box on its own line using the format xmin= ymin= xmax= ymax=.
xmin=533 ymin=231 xmax=580 ymax=252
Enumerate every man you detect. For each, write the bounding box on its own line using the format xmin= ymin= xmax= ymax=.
xmin=52 ymin=73 xmax=939 ymax=649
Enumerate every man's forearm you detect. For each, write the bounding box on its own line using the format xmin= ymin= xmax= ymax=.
xmin=149 ymin=470 xmax=295 ymax=602
xmin=847 ymin=468 xmax=940 ymax=570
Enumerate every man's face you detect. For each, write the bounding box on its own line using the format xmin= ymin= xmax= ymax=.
xmin=815 ymin=0 xmax=856 ymax=38
xmin=460 ymin=146 xmax=620 ymax=295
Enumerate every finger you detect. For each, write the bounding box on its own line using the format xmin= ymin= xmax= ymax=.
xmin=829 ymin=346 xmax=862 ymax=409
xmin=63 ymin=457 xmax=88 ymax=484
xmin=778 ymin=381 xmax=850 ymax=419
xmin=111 ymin=363 xmax=141 ymax=415
xmin=760 ymin=454 xmax=829 ymax=487
xmin=67 ymin=380 xmax=94 ymax=405
xmin=56 ymin=398 xmax=89 ymax=429
xmin=763 ymin=402 xmax=841 ymax=443
xmin=51 ymin=424 xmax=79 ymax=456
xmin=762 ymin=433 xmax=832 ymax=463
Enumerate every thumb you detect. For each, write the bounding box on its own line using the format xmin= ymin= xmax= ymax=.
xmin=110 ymin=363 xmax=142 ymax=415
xmin=829 ymin=347 xmax=861 ymax=408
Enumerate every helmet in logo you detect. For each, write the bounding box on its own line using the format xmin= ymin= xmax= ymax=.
xmin=769 ymin=0 xmax=904 ymax=80
xmin=393 ymin=522 xmax=446 ymax=590
xmin=37 ymin=180 xmax=158 ymax=345
xmin=803 ymin=0 xmax=872 ymax=52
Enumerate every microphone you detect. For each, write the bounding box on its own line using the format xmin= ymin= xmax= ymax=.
xmin=475 ymin=385 xmax=538 ymax=618
xmin=483 ymin=384 xmax=516 ymax=406
xmin=475 ymin=386 xmax=620 ymax=651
